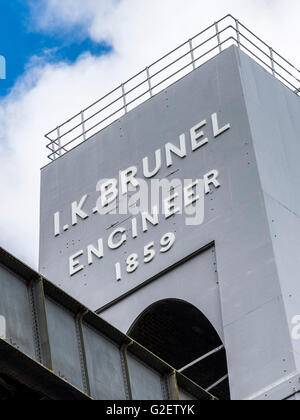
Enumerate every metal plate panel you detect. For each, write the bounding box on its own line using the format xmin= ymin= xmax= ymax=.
xmin=0 ymin=265 xmax=35 ymax=358
xmin=224 ymin=297 xmax=295 ymax=400
xmin=238 ymin=49 xmax=300 ymax=375
xmin=127 ymin=353 xmax=164 ymax=400
xmin=45 ymin=297 xmax=83 ymax=391
xmin=82 ymin=323 xmax=126 ymax=400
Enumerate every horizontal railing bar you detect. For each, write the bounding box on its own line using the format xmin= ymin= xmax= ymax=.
xmin=150 ymin=25 xmax=235 ymax=81
xmin=237 ymin=21 xmax=274 ymax=52
xmin=44 ymin=15 xmax=300 ymax=161
xmin=73 ymin=75 xmax=150 ymax=129
xmin=148 ymin=38 xmax=196 ymax=71
xmin=47 ymin=84 xmax=148 ymax=153
xmin=48 ymin=36 xmax=237 ymax=158
xmin=47 ymin=26 xmax=235 ymax=146
xmin=238 ymin=32 xmax=300 ymax=82
xmin=48 ymin=83 xmax=155 ymax=158
xmin=48 ymin=34 xmax=300 ymax=160
xmin=151 ymin=37 xmax=235 ymax=92
xmin=47 ymin=75 xmax=155 ymax=145
xmin=148 ymin=15 xmax=233 ymax=70
xmin=45 ymin=111 xmax=82 ymax=138
xmin=48 ymin=104 xmax=127 ymax=159
xmin=47 ymin=92 xmax=126 ymax=144
xmin=149 ymin=46 xmax=197 ymax=81
xmin=205 ymin=375 xmax=229 ymax=393
xmin=45 ymin=85 xmax=124 ymax=137
xmin=188 ymin=15 xmax=233 ymax=43
xmin=241 ymin=45 xmax=299 ymax=91
xmin=178 ymin=345 xmax=225 ymax=373
xmin=272 ymin=49 xmax=300 ymax=73
xmin=237 ymin=20 xmax=300 ymax=71
xmin=274 ymin=71 xmax=299 ymax=92
xmin=46 ymin=137 xmax=70 ymax=152
xmin=47 ymin=36 xmax=237 ymax=158
xmin=45 ymin=46 xmax=192 ymax=138
xmin=44 ymin=15 xmax=235 ymax=140
xmin=239 ymin=42 xmax=299 ymax=91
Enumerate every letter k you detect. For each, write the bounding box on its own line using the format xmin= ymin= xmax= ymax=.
xmin=72 ymin=194 xmax=89 ymax=225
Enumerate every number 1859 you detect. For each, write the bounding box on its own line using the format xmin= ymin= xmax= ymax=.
xmin=115 ymin=232 xmax=176 ymax=282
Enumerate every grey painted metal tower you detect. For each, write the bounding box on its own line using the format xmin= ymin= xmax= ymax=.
xmin=39 ymin=16 xmax=300 ymax=400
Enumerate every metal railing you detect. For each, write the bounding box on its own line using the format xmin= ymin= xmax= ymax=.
xmin=45 ymin=14 xmax=300 ymax=161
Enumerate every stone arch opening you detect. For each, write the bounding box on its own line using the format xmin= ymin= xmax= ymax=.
xmin=128 ymin=299 xmax=230 ymax=400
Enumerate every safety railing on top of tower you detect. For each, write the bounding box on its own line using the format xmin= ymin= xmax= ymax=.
xmin=45 ymin=14 xmax=300 ymax=161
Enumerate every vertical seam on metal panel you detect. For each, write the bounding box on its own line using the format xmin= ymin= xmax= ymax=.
xmin=120 ymin=342 xmax=133 ymax=400
xmin=75 ymin=310 xmax=91 ymax=397
xmin=38 ymin=277 xmax=53 ymax=369
xmin=29 ymin=280 xmax=42 ymax=364
xmin=161 ymin=374 xmax=170 ymax=400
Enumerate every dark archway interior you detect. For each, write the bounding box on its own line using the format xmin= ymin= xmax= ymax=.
xmin=128 ymin=299 xmax=230 ymax=400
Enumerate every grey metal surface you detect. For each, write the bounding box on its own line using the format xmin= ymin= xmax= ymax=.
xmin=0 ymin=264 xmax=36 ymax=360
xmin=45 ymin=296 xmax=83 ymax=390
xmin=40 ymin=46 xmax=246 ymax=312
xmin=127 ymin=354 xmax=165 ymax=400
xmin=39 ymin=44 xmax=300 ymax=401
xmin=238 ymin=49 xmax=300 ymax=375
xmin=82 ymin=323 xmax=126 ymax=400
xmin=44 ymin=15 xmax=300 ymax=161
xmin=0 ymin=247 xmax=214 ymax=400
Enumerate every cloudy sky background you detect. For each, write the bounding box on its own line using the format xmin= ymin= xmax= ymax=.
xmin=0 ymin=0 xmax=299 ymax=268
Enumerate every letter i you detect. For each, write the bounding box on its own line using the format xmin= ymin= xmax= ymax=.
xmin=54 ymin=212 xmax=61 ymax=237
xmin=131 ymin=217 xmax=138 ymax=239
xmin=115 ymin=263 xmax=122 ymax=282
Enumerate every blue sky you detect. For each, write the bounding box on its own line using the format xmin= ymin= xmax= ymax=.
xmin=0 ymin=0 xmax=111 ymax=97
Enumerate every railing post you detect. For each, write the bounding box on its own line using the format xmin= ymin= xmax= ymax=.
xmin=81 ymin=111 xmax=87 ymax=141
xmin=189 ymin=39 xmax=196 ymax=70
xmin=146 ymin=67 xmax=153 ymax=97
xmin=215 ymin=22 xmax=222 ymax=53
xmin=235 ymin=19 xmax=241 ymax=48
xmin=121 ymin=83 xmax=128 ymax=114
xmin=50 ymin=139 xmax=56 ymax=161
xmin=56 ymin=126 xmax=62 ymax=158
xmin=270 ymin=47 xmax=276 ymax=76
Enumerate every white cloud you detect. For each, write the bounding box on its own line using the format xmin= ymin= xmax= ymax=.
xmin=0 ymin=0 xmax=300 ymax=267
xmin=35 ymin=0 xmax=300 ymax=67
